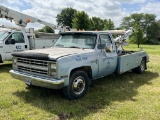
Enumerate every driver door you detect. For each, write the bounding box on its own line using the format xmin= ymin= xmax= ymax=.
xmin=97 ymin=34 xmax=118 ymax=77
xmin=4 ymin=32 xmax=27 ymax=60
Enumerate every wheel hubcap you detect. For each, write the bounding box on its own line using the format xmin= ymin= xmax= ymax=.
xmin=72 ymin=76 xmax=85 ymax=95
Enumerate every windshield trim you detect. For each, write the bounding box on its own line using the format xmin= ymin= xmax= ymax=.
xmin=54 ymin=33 xmax=97 ymax=49
xmin=60 ymin=32 xmax=98 ymax=36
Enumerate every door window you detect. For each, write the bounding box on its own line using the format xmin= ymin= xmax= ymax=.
xmin=12 ymin=32 xmax=25 ymax=43
xmin=99 ymin=34 xmax=112 ymax=44
xmin=5 ymin=32 xmax=25 ymax=44
xmin=98 ymin=34 xmax=113 ymax=52
xmin=98 ymin=34 xmax=112 ymax=50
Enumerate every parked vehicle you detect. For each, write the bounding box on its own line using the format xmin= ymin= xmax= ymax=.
xmin=10 ymin=30 xmax=149 ymax=99
xmin=0 ymin=6 xmax=61 ymax=63
xmin=0 ymin=29 xmax=60 ymax=62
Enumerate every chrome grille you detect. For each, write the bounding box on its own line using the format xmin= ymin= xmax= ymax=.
xmin=15 ymin=57 xmax=54 ymax=76
xmin=17 ymin=58 xmax=48 ymax=67
xmin=18 ymin=66 xmax=48 ymax=75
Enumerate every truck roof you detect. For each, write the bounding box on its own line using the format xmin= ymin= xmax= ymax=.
xmin=60 ymin=30 xmax=126 ymax=35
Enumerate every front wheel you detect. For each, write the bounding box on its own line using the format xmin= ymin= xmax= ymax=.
xmin=63 ymin=70 xmax=89 ymax=100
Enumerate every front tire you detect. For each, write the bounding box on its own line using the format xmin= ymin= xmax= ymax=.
xmin=63 ymin=70 xmax=89 ymax=100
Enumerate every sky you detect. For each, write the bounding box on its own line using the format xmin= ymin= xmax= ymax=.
xmin=0 ymin=0 xmax=160 ymax=30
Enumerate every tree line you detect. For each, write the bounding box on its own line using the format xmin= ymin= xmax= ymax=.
xmin=56 ymin=8 xmax=115 ymax=30
xmin=120 ymin=13 xmax=160 ymax=46
xmin=38 ymin=7 xmax=160 ymax=45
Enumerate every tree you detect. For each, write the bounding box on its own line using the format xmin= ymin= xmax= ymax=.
xmin=103 ymin=19 xmax=115 ymax=30
xmin=37 ymin=26 xmax=54 ymax=33
xmin=120 ymin=13 xmax=157 ymax=46
xmin=56 ymin=7 xmax=77 ymax=28
xmin=146 ymin=22 xmax=159 ymax=44
xmin=156 ymin=20 xmax=160 ymax=43
xmin=90 ymin=17 xmax=104 ymax=30
xmin=72 ymin=11 xmax=91 ymax=30
xmin=121 ymin=13 xmax=143 ymax=47
xmin=89 ymin=17 xmax=115 ymax=30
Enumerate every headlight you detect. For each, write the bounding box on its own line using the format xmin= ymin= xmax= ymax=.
xmin=12 ymin=57 xmax=17 ymax=69
xmin=13 ymin=57 xmax=17 ymax=63
xmin=50 ymin=63 xmax=57 ymax=69
xmin=50 ymin=63 xmax=57 ymax=78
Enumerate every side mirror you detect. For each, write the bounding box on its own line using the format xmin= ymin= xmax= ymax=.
xmin=11 ymin=39 xmax=15 ymax=44
xmin=105 ymin=43 xmax=113 ymax=52
xmin=97 ymin=44 xmax=106 ymax=49
xmin=105 ymin=46 xmax=111 ymax=52
xmin=5 ymin=40 xmax=9 ymax=44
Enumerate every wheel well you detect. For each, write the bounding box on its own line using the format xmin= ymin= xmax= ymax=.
xmin=0 ymin=55 xmax=3 ymax=63
xmin=70 ymin=66 xmax=92 ymax=85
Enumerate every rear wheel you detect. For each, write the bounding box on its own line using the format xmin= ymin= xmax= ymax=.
xmin=63 ymin=70 xmax=89 ymax=100
xmin=132 ymin=58 xmax=146 ymax=74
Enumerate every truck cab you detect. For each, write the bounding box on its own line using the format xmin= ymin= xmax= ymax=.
xmin=0 ymin=31 xmax=29 ymax=62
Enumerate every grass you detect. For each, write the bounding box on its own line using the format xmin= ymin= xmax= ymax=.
xmin=123 ymin=44 xmax=160 ymax=55
xmin=0 ymin=44 xmax=160 ymax=120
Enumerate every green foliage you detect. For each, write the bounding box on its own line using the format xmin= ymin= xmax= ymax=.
xmin=103 ymin=19 xmax=115 ymax=30
xmin=121 ymin=13 xmax=159 ymax=45
xmin=56 ymin=7 xmax=115 ymax=31
xmin=90 ymin=17 xmax=104 ymax=30
xmin=56 ymin=7 xmax=77 ymax=28
xmin=89 ymin=17 xmax=115 ymax=30
xmin=37 ymin=28 xmax=44 ymax=32
xmin=157 ymin=20 xmax=160 ymax=43
xmin=72 ymin=11 xmax=91 ymax=30
xmin=146 ymin=21 xmax=160 ymax=44
xmin=37 ymin=26 xmax=54 ymax=33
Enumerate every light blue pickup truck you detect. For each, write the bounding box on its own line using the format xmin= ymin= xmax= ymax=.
xmin=10 ymin=31 xmax=149 ymax=99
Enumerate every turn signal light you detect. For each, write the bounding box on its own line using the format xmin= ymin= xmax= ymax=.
xmin=27 ymin=18 xmax=31 ymax=22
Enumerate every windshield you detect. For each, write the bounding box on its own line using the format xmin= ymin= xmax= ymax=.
xmin=54 ymin=34 xmax=97 ymax=49
xmin=0 ymin=32 xmax=10 ymax=41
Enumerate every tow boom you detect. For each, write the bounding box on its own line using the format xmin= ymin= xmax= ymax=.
xmin=0 ymin=6 xmax=56 ymax=30
xmin=113 ymin=28 xmax=134 ymax=43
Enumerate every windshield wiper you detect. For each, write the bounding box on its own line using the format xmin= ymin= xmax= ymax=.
xmin=68 ymin=46 xmax=81 ymax=49
xmin=55 ymin=44 xmax=64 ymax=47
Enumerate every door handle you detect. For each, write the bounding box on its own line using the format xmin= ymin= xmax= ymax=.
xmin=25 ymin=45 xmax=27 ymax=48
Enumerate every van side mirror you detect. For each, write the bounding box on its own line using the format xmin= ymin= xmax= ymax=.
xmin=11 ymin=39 xmax=15 ymax=44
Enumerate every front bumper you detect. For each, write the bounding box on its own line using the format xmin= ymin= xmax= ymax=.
xmin=9 ymin=70 xmax=64 ymax=89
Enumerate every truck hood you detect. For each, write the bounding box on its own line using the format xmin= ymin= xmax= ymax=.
xmin=12 ymin=47 xmax=94 ymax=60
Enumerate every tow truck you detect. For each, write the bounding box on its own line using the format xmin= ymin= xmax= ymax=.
xmin=10 ymin=28 xmax=149 ymax=99
xmin=0 ymin=6 xmax=60 ymax=63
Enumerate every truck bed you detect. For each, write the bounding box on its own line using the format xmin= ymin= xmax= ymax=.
xmin=116 ymin=50 xmax=148 ymax=74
